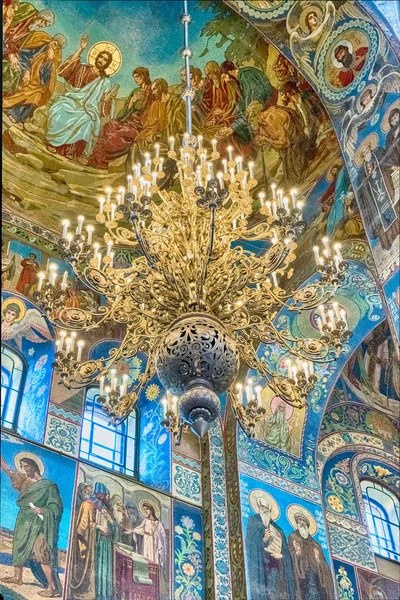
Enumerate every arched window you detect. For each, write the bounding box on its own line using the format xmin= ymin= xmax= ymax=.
xmin=361 ymin=479 xmax=400 ymax=562
xmin=1 ymin=344 xmax=26 ymax=430
xmin=80 ymin=386 xmax=139 ymax=477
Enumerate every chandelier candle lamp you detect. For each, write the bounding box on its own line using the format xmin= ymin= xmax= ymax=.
xmin=33 ymin=1 xmax=352 ymax=441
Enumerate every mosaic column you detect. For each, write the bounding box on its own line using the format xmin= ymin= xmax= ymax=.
xmin=224 ymin=402 xmax=248 ymax=600
xmin=201 ymin=421 xmax=233 ymax=600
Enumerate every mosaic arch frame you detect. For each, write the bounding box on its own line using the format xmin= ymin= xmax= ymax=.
xmin=224 ymin=0 xmax=400 ymax=344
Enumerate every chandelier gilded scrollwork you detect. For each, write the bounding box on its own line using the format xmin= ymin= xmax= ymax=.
xmin=33 ymin=1 xmax=352 ymax=440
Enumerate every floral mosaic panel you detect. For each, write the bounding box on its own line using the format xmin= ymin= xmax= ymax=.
xmin=44 ymin=414 xmax=80 ymax=457
xmin=172 ymin=463 xmax=202 ymax=507
xmin=173 ymin=501 xmax=204 ymax=600
xmin=333 ymin=560 xmax=359 ymax=600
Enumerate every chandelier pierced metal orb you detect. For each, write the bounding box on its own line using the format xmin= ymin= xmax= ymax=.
xmin=34 ymin=137 xmax=352 ymax=440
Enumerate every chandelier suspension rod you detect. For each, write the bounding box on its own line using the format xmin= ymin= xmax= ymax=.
xmin=182 ymin=0 xmax=193 ymax=136
xmin=198 ymin=206 xmax=216 ymax=307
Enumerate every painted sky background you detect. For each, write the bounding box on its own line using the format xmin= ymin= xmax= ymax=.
xmin=34 ymin=0 xmax=226 ymax=96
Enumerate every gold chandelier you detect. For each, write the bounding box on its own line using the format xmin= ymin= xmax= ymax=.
xmin=34 ymin=3 xmax=351 ymax=440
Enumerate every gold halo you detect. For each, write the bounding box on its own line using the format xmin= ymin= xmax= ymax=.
xmin=287 ymin=504 xmax=318 ymax=536
xmin=14 ymin=451 xmax=45 ymax=476
xmin=139 ymin=498 xmax=160 ymax=519
xmin=381 ymin=98 xmax=400 ymax=133
xmin=299 ymin=5 xmax=323 ymax=34
xmin=249 ymin=489 xmax=280 ymax=521
xmin=326 ymin=160 xmax=343 ymax=182
xmin=354 ymin=132 xmax=378 ymax=167
xmin=88 ymin=41 xmax=122 ymax=76
xmin=356 ymin=83 xmax=377 ymax=113
xmin=1 ymin=297 xmax=26 ymax=322
xmin=331 ymin=39 xmax=353 ymax=69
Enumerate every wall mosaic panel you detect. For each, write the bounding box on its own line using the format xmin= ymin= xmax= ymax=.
xmin=240 ymin=472 xmax=335 ymax=600
xmin=67 ymin=462 xmax=172 ymax=600
xmin=2 ymin=291 xmax=56 ymax=443
xmin=173 ymin=501 xmax=205 ymax=600
xmin=0 ymin=431 xmax=77 ymax=600
xmin=357 ymin=565 xmax=400 ymax=600
xmin=238 ymin=260 xmax=385 ymax=488
xmin=333 ymin=560 xmax=359 ymax=600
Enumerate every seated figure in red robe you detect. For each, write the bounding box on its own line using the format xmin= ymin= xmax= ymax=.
xmin=85 ymin=67 xmax=152 ymax=170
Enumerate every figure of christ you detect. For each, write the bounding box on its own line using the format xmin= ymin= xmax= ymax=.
xmin=0 ymin=456 xmax=63 ymax=598
xmin=68 ymin=482 xmax=118 ymax=600
xmin=3 ymin=32 xmax=66 ymax=123
xmin=15 ymin=252 xmax=39 ymax=295
xmin=84 ymin=67 xmax=152 ymax=169
xmin=334 ymin=44 xmax=369 ymax=88
xmin=46 ymin=34 xmax=117 ymax=160
xmin=245 ymin=497 xmax=294 ymax=600
xmin=288 ymin=513 xmax=335 ymax=600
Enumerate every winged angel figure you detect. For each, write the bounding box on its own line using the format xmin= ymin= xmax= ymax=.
xmin=341 ymin=65 xmax=400 ymax=158
xmin=286 ymin=1 xmax=336 ymax=86
xmin=1 ymin=298 xmax=53 ymax=349
xmin=286 ymin=1 xmax=373 ymax=88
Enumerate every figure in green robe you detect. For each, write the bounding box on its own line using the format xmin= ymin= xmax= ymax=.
xmin=68 ymin=481 xmax=118 ymax=600
xmin=264 ymin=402 xmax=291 ymax=452
xmin=1 ymin=455 xmax=63 ymax=598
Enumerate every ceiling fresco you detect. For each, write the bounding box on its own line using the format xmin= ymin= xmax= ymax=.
xmin=3 ymin=0 xmax=348 ymax=241
xmin=228 ymin=0 xmax=400 ymax=346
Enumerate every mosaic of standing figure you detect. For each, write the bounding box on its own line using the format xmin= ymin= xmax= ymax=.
xmin=241 ymin=474 xmax=334 ymax=600
xmin=67 ymin=463 xmax=171 ymax=600
xmin=0 ymin=432 xmax=76 ymax=600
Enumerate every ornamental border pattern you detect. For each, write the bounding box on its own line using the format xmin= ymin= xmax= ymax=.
xmin=325 ymin=509 xmax=369 ymax=536
xmin=239 ymin=460 xmax=321 ymax=503
xmin=208 ymin=422 xmax=233 ymax=600
xmin=327 ymin=523 xmax=376 ymax=570
xmin=201 ymin=433 xmax=215 ymax=600
xmin=224 ymin=404 xmax=247 ymax=600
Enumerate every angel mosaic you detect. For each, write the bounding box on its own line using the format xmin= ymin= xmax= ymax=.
xmin=1 ymin=297 xmax=53 ymax=349
xmin=286 ymin=1 xmax=336 ymax=87
xmin=341 ymin=66 xmax=400 ymax=159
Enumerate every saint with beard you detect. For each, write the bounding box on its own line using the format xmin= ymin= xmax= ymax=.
xmin=356 ymin=135 xmax=398 ymax=249
xmin=288 ymin=506 xmax=335 ymax=600
xmin=110 ymin=495 xmax=138 ymax=552
xmin=245 ymin=490 xmax=294 ymax=600
xmin=68 ymin=482 xmax=118 ymax=600
xmin=264 ymin=400 xmax=291 ymax=452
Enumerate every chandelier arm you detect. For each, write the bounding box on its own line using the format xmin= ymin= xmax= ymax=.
xmin=133 ymin=220 xmax=157 ymax=269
